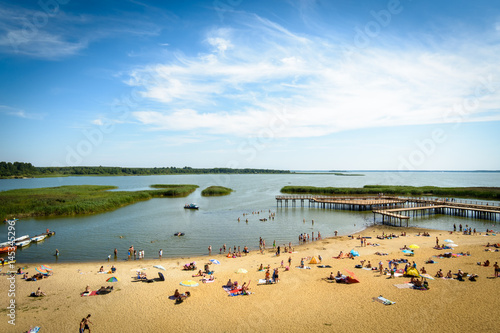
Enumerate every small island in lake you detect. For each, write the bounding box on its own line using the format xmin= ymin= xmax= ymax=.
xmin=201 ymin=186 xmax=233 ymax=196
xmin=0 ymin=184 xmax=199 ymax=220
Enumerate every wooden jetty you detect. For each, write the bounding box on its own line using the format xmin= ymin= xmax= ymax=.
xmin=276 ymin=195 xmax=500 ymax=227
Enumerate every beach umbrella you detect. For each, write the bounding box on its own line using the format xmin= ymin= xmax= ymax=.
xmin=180 ymin=280 xmax=199 ymax=287
xmin=345 ymin=269 xmax=358 ymax=279
xmin=40 ymin=264 xmax=52 ymax=271
xmin=210 ymin=259 xmax=221 ymax=265
xmin=409 ymin=244 xmax=420 ymax=249
xmin=444 ymin=239 xmax=454 ymax=243
xmin=448 ymin=243 xmax=458 ymax=247
xmin=106 ymin=276 xmax=120 ymax=282
xmin=35 ymin=266 xmax=48 ymax=274
xmin=420 ymin=273 xmax=435 ymax=280
xmin=350 ymin=250 xmax=359 ymax=257
xmin=153 ymin=265 xmax=165 ymax=271
xmin=402 ymin=250 xmax=414 ymax=254
xmin=235 ymin=268 xmax=248 ymax=274
xmin=405 ymin=267 xmax=420 ymax=277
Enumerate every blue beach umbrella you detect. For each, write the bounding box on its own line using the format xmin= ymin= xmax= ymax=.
xmin=402 ymin=249 xmax=414 ymax=254
xmin=444 ymin=239 xmax=453 ymax=243
xmin=210 ymin=259 xmax=221 ymax=265
xmin=350 ymin=250 xmax=359 ymax=257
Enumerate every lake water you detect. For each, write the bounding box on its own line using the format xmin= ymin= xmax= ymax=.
xmin=1 ymin=172 xmax=499 ymax=263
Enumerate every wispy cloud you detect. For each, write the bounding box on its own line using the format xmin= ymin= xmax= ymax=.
xmin=124 ymin=13 xmax=500 ymax=139
xmin=0 ymin=105 xmax=44 ymax=120
xmin=0 ymin=3 xmax=163 ymax=59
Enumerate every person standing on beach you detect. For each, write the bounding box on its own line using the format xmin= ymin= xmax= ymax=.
xmin=223 ymin=244 xmax=226 ymax=253
xmin=159 ymin=249 xmax=163 ymax=259
xmin=208 ymin=245 xmax=212 ymax=255
xmin=436 ymin=237 xmax=439 ymax=247
xmin=80 ymin=318 xmax=85 ymax=333
xmin=288 ymin=256 xmax=292 ymax=268
xmin=494 ymin=262 xmax=499 ymax=278
xmin=114 ymin=248 xmax=117 ymax=258
xmin=83 ymin=314 xmax=92 ymax=332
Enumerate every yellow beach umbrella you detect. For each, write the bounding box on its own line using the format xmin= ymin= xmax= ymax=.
xmin=180 ymin=280 xmax=199 ymax=287
xmin=409 ymin=244 xmax=420 ymax=249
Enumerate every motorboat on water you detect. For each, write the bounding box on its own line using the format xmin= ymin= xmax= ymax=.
xmin=15 ymin=240 xmax=31 ymax=248
xmin=30 ymin=235 xmax=47 ymax=242
xmin=184 ymin=203 xmax=199 ymax=209
xmin=14 ymin=235 xmax=30 ymax=242
xmin=0 ymin=241 xmax=12 ymax=247
xmin=0 ymin=245 xmax=16 ymax=253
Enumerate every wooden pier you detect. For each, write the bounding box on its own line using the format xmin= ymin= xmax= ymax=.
xmin=276 ymin=195 xmax=500 ymax=227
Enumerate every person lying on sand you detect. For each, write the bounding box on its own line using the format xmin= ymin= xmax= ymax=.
xmin=193 ymin=270 xmax=205 ymax=277
xmin=173 ymin=289 xmax=190 ymax=301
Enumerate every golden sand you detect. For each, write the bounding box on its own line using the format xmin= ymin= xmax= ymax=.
xmin=1 ymin=225 xmax=500 ymax=333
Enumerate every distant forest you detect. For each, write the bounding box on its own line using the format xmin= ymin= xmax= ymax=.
xmin=0 ymin=162 xmax=291 ymax=178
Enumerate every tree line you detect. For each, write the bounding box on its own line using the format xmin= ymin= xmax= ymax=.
xmin=0 ymin=162 xmax=291 ymax=178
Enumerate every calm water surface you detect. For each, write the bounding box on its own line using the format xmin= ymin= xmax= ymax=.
xmin=1 ymin=172 xmax=499 ymax=263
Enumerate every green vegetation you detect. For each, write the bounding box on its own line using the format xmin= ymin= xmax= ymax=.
xmin=294 ymin=172 xmax=365 ymax=176
xmin=0 ymin=184 xmax=198 ymax=220
xmin=201 ymin=186 xmax=233 ymax=196
xmin=331 ymin=173 xmax=364 ymax=176
xmin=0 ymin=162 xmax=291 ymax=178
xmin=281 ymin=185 xmax=500 ymax=200
xmin=149 ymin=184 xmax=199 ymax=196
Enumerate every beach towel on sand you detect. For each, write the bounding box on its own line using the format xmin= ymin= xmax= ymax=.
xmin=373 ymin=296 xmax=395 ymax=305
xmin=258 ymin=279 xmax=275 ymax=285
xmin=296 ymin=266 xmax=311 ymax=269
xmin=81 ymin=291 xmax=98 ymax=296
xmin=222 ymin=286 xmax=243 ymax=296
xmin=394 ymin=283 xmax=414 ymax=289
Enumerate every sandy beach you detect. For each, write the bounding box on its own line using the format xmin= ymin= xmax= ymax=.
xmin=2 ymin=225 xmax=500 ymax=333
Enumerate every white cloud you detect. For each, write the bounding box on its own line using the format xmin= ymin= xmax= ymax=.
xmin=127 ymin=15 xmax=500 ymax=139
xmin=92 ymin=118 xmax=104 ymax=126
xmin=0 ymin=105 xmax=44 ymax=119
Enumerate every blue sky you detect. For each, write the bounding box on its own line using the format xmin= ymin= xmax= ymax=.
xmin=1 ymin=0 xmax=499 ymax=170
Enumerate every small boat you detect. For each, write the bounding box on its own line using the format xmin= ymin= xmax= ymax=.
xmin=15 ymin=240 xmax=31 ymax=248
xmin=0 ymin=246 xmax=16 ymax=253
xmin=30 ymin=235 xmax=47 ymax=242
xmin=0 ymin=241 xmax=12 ymax=247
xmin=174 ymin=232 xmax=185 ymax=237
xmin=184 ymin=203 xmax=199 ymax=210
xmin=14 ymin=235 xmax=30 ymax=242
xmin=259 ymin=218 xmax=268 ymax=221
xmin=3 ymin=218 xmax=19 ymax=223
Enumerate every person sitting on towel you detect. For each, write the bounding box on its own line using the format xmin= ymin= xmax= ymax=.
xmin=35 ymin=287 xmax=46 ymax=296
